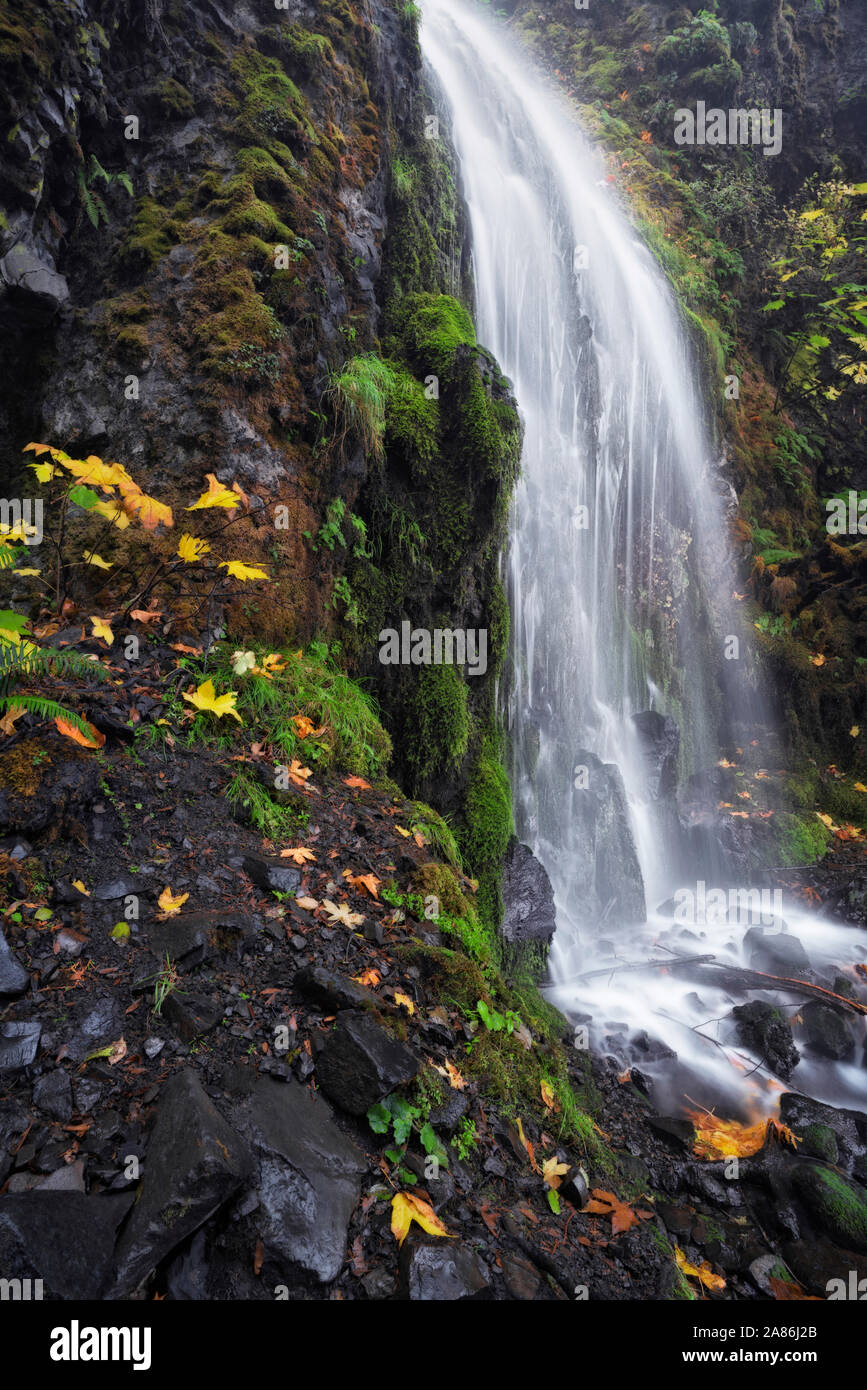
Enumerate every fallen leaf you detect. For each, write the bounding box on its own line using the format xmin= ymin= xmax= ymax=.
xmin=291 ymin=714 xmax=326 ymax=739
xmin=348 ymin=872 xmax=380 ymax=899
xmin=82 ymin=1036 xmax=127 ymax=1067
xmin=295 ymin=897 xmax=319 ymax=911
xmin=89 ymin=615 xmax=114 ymax=645
xmin=71 ymin=880 xmax=89 ymax=896
xmin=183 ymin=679 xmax=242 ymax=723
xmin=390 ymin=1192 xmax=453 ymax=1246
xmin=157 ymin=886 xmax=189 ymax=917
xmin=218 ymin=559 xmax=269 ymax=582
xmin=286 ymin=759 xmax=313 ymax=786
xmin=540 ymin=1080 xmax=558 ymax=1111
xmin=394 ymin=991 xmax=415 ymax=1015
xmin=0 ymin=705 xmax=25 ymax=735
xmin=322 ymin=899 xmax=364 ymax=928
xmin=353 ymin=968 xmax=381 ymax=988
xmin=675 ymin=1245 xmax=726 ymax=1293
xmin=129 ymin=608 xmax=164 ymax=625
xmin=344 ymin=776 xmax=371 ymax=790
xmin=185 ymin=473 xmax=239 ymax=511
xmin=542 ymin=1155 xmax=570 ymax=1190
xmin=279 ymin=846 xmax=316 ymax=865
xmin=584 ymin=1189 xmax=652 ymax=1236
xmin=54 ymin=717 xmax=105 ymax=749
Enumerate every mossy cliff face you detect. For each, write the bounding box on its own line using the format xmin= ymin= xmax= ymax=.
xmin=0 ymin=0 xmax=523 ymax=948
xmin=0 ymin=0 xmax=423 ymax=643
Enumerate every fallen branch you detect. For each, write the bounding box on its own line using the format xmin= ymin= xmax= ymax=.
xmin=682 ymin=961 xmax=867 ymax=1017
xmin=568 ymin=953 xmax=718 ymax=983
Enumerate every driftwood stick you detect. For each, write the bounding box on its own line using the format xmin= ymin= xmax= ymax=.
xmin=679 ymin=961 xmax=867 ymax=1017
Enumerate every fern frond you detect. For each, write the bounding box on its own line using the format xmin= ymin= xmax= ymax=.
xmin=0 ymin=546 xmax=25 ymax=571
xmin=0 ymin=640 xmax=110 ymax=687
xmin=0 ymin=695 xmax=99 ymax=741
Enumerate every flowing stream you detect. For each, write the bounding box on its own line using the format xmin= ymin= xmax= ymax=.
xmin=421 ymin=0 xmax=866 ymax=1117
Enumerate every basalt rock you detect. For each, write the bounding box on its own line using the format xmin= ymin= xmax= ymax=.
xmin=731 ymin=1000 xmax=800 ymax=1080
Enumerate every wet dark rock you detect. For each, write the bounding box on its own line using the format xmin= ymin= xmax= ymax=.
xmin=0 ymin=1020 xmax=41 ymax=1071
xmin=63 ymin=995 xmax=123 ymax=1063
xmin=782 ymin=1237 xmax=867 ymax=1298
xmin=33 ymin=1069 xmax=73 ymax=1123
xmin=147 ymin=908 xmax=255 ymax=971
xmin=799 ymin=1001 xmax=855 ymax=1061
xmin=242 ymin=853 xmax=301 ymax=896
xmin=560 ymin=1165 xmax=589 ymax=1210
xmin=164 ymin=1229 xmax=210 ymax=1301
xmin=163 ymin=993 xmax=223 ymax=1041
xmin=571 ymin=749 xmax=646 ymax=926
xmin=779 ymin=1093 xmax=867 ymax=1180
xmin=647 ymin=1113 xmax=695 ymax=1150
xmin=501 ymin=1253 xmax=542 ymax=1300
xmin=731 ymin=1000 xmax=800 ymax=1079
xmin=295 ymin=965 xmax=378 ymax=1012
xmin=0 ymin=1192 xmax=132 ymax=1298
xmin=0 ymin=238 xmax=69 ymax=318
xmin=0 ymin=927 xmax=29 ymax=996
xmin=398 ymin=1238 xmax=490 ymax=1300
xmin=92 ymin=876 xmax=141 ymax=901
xmin=631 ymin=1031 xmax=677 ymax=1064
xmin=111 ymin=1068 xmax=252 ymax=1296
xmin=315 ymin=1011 xmax=418 ymax=1116
xmin=792 ymin=1162 xmax=867 ymax=1252
xmin=500 ymin=838 xmax=556 ymax=949
xmin=429 ymin=1088 xmax=469 ymax=1135
xmin=361 ymin=1267 xmax=396 ymax=1299
xmin=235 ymin=1077 xmax=366 ymax=1284
xmin=631 ymin=710 xmax=680 ymax=799
xmin=744 ymin=928 xmax=810 ymax=976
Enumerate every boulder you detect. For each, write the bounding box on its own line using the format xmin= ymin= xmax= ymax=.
xmin=111 ymin=1068 xmax=252 ymax=1296
xmin=799 ymin=1001 xmax=855 ymax=1061
xmin=779 ymin=1093 xmax=867 ymax=1180
xmin=0 ymin=1192 xmax=132 ymax=1298
xmin=235 ymin=1077 xmax=366 ymax=1284
xmin=315 ymin=1011 xmax=418 ymax=1116
xmin=147 ymin=908 xmax=255 ymax=971
xmin=744 ymin=927 xmax=810 ymax=977
xmin=792 ymin=1163 xmax=867 ymax=1253
xmin=0 ymin=927 xmax=29 ymax=996
xmin=500 ymin=839 xmax=556 ymax=949
xmin=242 ymin=853 xmax=301 ymax=896
xmin=33 ymin=1069 xmax=73 ymax=1123
xmin=399 ymin=1239 xmax=490 ymax=1300
xmin=731 ymin=1000 xmax=800 ymax=1080
xmin=570 ymin=749 xmax=646 ymax=927
xmin=0 ymin=1020 xmax=41 ymax=1072
xmin=295 ymin=965 xmax=378 ymax=1013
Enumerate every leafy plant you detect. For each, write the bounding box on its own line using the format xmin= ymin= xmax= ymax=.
xmin=451 ymin=1116 xmax=478 ymax=1160
xmin=476 ymin=999 xmax=522 ymax=1034
xmin=78 ymin=154 xmax=133 ymax=229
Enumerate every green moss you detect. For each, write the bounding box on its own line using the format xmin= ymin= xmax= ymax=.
xmin=774 ymin=811 xmax=832 ymax=866
xmin=117 ymin=198 xmax=178 ymax=271
xmin=149 ymin=77 xmax=194 ymax=118
xmin=385 ymin=367 xmax=440 ymax=476
xmin=403 ymin=664 xmax=470 ymax=783
xmin=794 ymin=1166 xmax=867 ymax=1252
xmin=461 ymin=736 xmax=514 ymax=936
xmin=799 ymin=1123 xmax=838 ymax=1165
xmin=231 ymin=46 xmax=313 ymax=147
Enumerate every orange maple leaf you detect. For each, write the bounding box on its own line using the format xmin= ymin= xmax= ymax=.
xmin=584 ymin=1188 xmax=652 ymax=1235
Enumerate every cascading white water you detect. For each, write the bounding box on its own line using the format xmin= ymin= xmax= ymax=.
xmin=421 ymin=0 xmax=866 ymax=1114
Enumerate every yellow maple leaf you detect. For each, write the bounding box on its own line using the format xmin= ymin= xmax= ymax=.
xmin=185 ymin=473 xmax=240 ymax=511
xmin=395 ymin=825 xmax=411 ymax=838
xmin=218 ymin=560 xmax=269 ymax=582
xmin=542 ymin=1155 xmax=570 ymax=1189
xmin=90 ymin=616 xmax=114 ymax=645
xmin=84 ymin=552 xmax=112 ymax=570
xmin=29 ymin=460 xmax=61 ymax=482
xmin=71 ymin=879 xmax=89 ymax=896
xmin=322 ymin=899 xmax=364 ymax=928
xmin=122 ymin=492 xmax=173 ymax=531
xmin=182 ymin=679 xmax=242 ymax=722
xmin=177 ymin=533 xmax=211 ymax=563
xmin=540 ymin=1079 xmax=558 ymax=1112
xmin=157 ymin=886 xmax=189 ymax=917
xmin=674 ymin=1245 xmax=726 ymax=1293
xmin=279 ymin=846 xmax=316 ymax=864
xmin=394 ymin=991 xmax=415 ymax=1015
xmin=353 ymin=967 xmax=381 ymax=988
xmin=90 ymin=498 xmax=130 ymax=529
xmin=286 ymin=759 xmax=312 ymax=786
xmin=854 ymin=782 xmax=867 ymax=794
xmin=12 ymin=567 xmax=40 ymax=576
xmin=390 ymin=1192 xmax=453 ymax=1247
xmin=850 ymin=726 xmax=860 ymax=738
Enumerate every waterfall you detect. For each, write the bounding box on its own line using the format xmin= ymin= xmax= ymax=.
xmin=421 ymin=0 xmax=866 ymax=1114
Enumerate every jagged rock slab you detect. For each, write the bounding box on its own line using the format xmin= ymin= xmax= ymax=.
xmin=500 ymin=839 xmax=556 ymax=947
xmin=315 ymin=1011 xmax=418 ymax=1116
xmin=236 ymin=1077 xmax=366 ymax=1284
xmin=111 ymin=1068 xmax=252 ymax=1296
xmin=0 ymin=927 xmax=29 ymax=996
xmin=399 ymin=1239 xmax=490 ymax=1300
xmin=0 ymin=1193 xmax=132 ymax=1298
